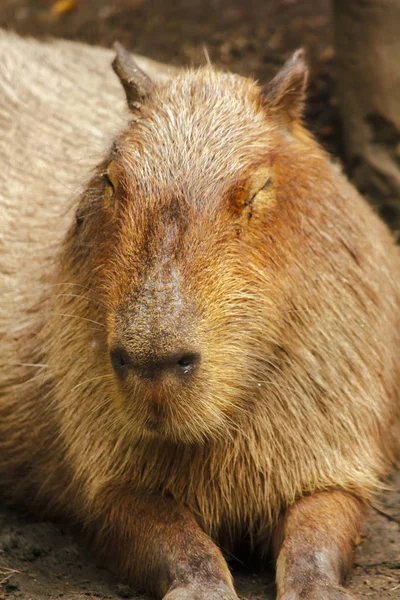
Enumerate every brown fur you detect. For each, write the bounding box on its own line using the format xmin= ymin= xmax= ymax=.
xmin=274 ymin=491 xmax=366 ymax=599
xmin=1 ymin=33 xmax=399 ymax=600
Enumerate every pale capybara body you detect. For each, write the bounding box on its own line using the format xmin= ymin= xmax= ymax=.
xmin=0 ymin=32 xmax=399 ymax=600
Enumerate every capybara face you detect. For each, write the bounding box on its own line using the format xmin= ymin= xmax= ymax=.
xmin=71 ymin=68 xmax=294 ymax=444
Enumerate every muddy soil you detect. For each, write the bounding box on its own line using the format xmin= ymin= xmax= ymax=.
xmin=0 ymin=1 xmax=399 ymax=599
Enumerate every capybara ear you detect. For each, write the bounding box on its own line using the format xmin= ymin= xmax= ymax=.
xmin=112 ymin=42 xmax=154 ymax=111
xmin=263 ymin=49 xmax=308 ymax=123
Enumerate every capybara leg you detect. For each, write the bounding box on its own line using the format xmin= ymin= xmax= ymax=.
xmin=274 ymin=490 xmax=366 ymax=600
xmin=91 ymin=483 xmax=237 ymax=600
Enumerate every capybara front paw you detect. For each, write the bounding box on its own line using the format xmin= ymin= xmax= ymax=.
xmin=163 ymin=581 xmax=238 ymax=600
xmin=280 ymin=583 xmax=357 ymax=600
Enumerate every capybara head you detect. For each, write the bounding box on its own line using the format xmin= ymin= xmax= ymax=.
xmin=68 ymin=46 xmax=311 ymax=444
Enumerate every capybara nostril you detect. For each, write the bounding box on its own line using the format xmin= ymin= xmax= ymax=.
xmin=111 ymin=346 xmax=201 ymax=380
xmin=110 ymin=346 xmax=132 ymax=378
xmin=175 ymin=352 xmax=201 ymax=376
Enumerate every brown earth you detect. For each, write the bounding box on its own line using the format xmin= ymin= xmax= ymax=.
xmin=0 ymin=1 xmax=399 ymax=599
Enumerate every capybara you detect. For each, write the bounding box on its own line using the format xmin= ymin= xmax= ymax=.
xmin=1 ymin=32 xmax=399 ymax=600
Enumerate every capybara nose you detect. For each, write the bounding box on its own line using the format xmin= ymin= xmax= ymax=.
xmin=110 ymin=346 xmax=201 ymax=380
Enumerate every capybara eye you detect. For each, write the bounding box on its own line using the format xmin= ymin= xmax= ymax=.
xmin=247 ymin=167 xmax=275 ymax=210
xmin=75 ymin=212 xmax=84 ymax=229
xmin=104 ymin=173 xmax=115 ymax=193
xmin=103 ymin=160 xmax=119 ymax=209
xmin=232 ymin=167 xmax=275 ymax=218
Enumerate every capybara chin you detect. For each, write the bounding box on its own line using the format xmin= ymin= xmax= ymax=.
xmin=1 ymin=37 xmax=399 ymax=600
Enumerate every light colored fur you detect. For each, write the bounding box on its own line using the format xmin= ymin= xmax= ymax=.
xmin=0 ymin=31 xmax=399 ymax=566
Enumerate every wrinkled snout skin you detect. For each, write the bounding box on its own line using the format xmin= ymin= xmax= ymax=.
xmin=1 ymin=35 xmax=399 ymax=600
xmin=110 ymin=258 xmax=201 ymax=382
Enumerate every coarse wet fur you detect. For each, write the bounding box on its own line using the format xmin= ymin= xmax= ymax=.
xmin=1 ymin=33 xmax=400 ymax=600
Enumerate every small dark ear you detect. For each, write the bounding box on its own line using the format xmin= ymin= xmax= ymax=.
xmin=263 ymin=49 xmax=308 ymax=122
xmin=112 ymin=42 xmax=154 ymax=111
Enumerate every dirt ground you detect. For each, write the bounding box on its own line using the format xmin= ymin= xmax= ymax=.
xmin=0 ymin=1 xmax=399 ymax=599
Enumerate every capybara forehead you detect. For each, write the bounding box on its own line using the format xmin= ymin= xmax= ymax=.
xmin=114 ymin=67 xmax=276 ymax=202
